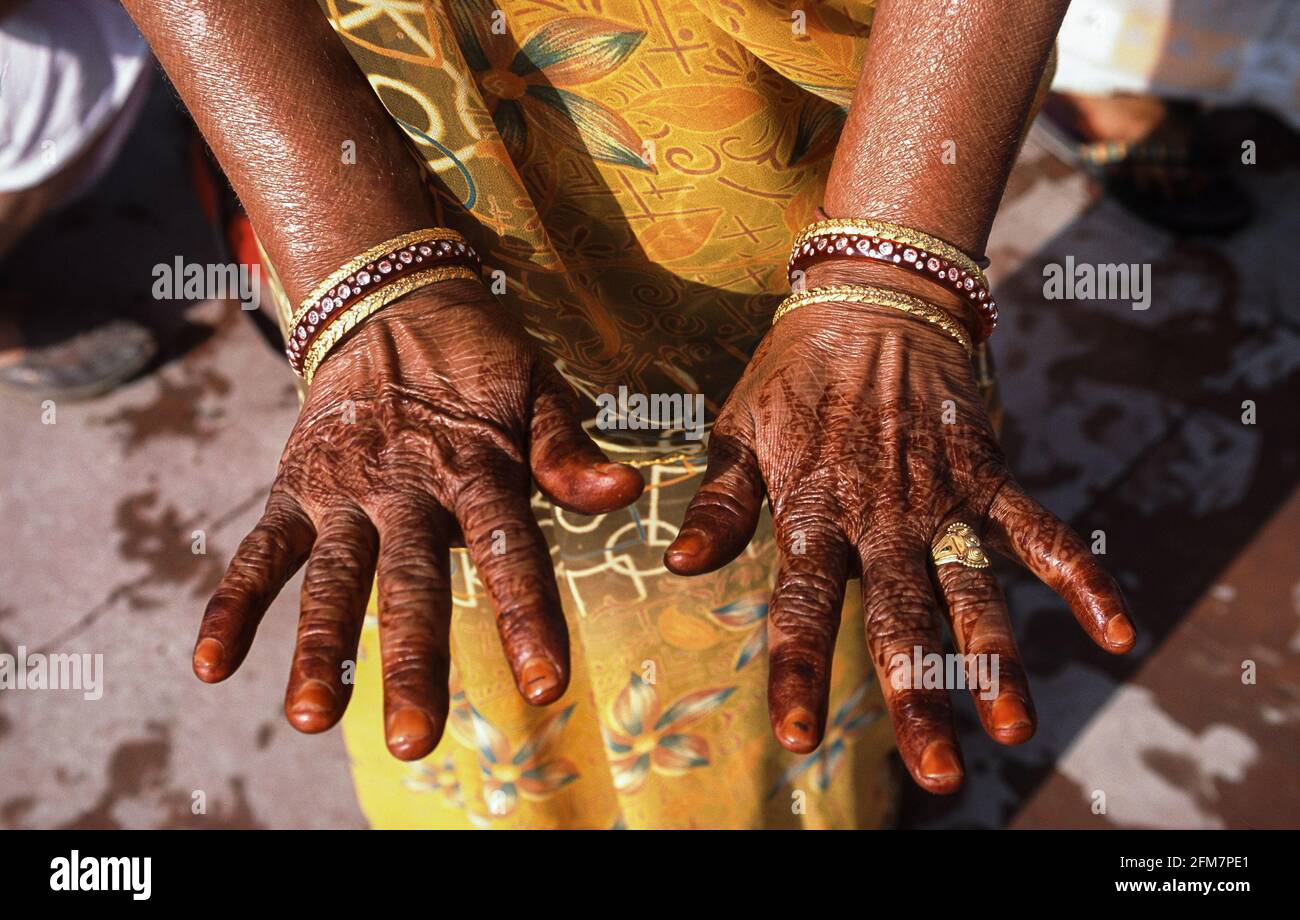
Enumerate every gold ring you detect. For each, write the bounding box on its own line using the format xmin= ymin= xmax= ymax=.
xmin=930 ymin=522 xmax=990 ymax=569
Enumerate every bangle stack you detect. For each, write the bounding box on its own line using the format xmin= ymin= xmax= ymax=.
xmin=785 ymin=217 xmax=997 ymax=341
xmin=285 ymin=228 xmax=481 ymax=383
xmin=772 ymin=284 xmax=973 ymax=357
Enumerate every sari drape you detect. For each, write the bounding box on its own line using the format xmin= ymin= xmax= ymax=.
xmin=266 ymin=0 xmax=914 ymax=829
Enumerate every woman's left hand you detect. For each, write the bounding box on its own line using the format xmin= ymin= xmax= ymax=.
xmin=664 ymin=295 xmax=1135 ymax=794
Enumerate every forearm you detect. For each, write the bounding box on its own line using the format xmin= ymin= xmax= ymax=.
xmin=120 ymin=0 xmax=438 ymax=305
xmin=824 ymin=0 xmax=1069 ymax=257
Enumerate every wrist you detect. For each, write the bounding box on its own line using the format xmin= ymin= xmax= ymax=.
xmin=286 ymin=229 xmax=482 ymax=382
xmin=306 ymin=278 xmax=490 ymax=391
xmin=771 ymin=293 xmax=975 ymax=368
xmin=797 ymin=257 xmax=979 ymax=339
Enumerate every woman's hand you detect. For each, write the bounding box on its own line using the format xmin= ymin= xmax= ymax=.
xmin=193 ymin=279 xmax=644 ymax=760
xmin=664 ymin=295 xmax=1135 ymax=794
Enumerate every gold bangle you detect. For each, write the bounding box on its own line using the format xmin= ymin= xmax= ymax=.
xmin=289 ymin=227 xmax=469 ymax=333
xmin=772 ymin=284 xmax=974 ymax=358
xmin=302 ymin=264 xmax=479 ymax=383
xmin=286 ymin=228 xmax=482 ymax=379
xmin=790 ymin=218 xmax=987 ymax=290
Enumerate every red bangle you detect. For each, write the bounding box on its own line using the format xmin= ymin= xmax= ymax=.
xmin=788 ymin=218 xmax=997 ymax=339
xmin=811 ymin=207 xmax=992 ymax=269
xmin=285 ymin=230 xmax=480 ymax=378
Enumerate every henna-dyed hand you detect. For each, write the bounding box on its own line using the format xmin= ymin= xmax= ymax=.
xmin=665 ymin=296 xmax=1135 ymax=794
xmin=194 ymin=279 xmax=644 ymax=760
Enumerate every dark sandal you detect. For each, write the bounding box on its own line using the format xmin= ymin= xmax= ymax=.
xmin=1036 ymin=98 xmax=1252 ymax=235
xmin=0 ymin=317 xmax=156 ymax=401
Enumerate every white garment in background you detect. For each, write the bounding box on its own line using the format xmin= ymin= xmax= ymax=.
xmin=1054 ymin=0 xmax=1300 ymax=129
xmin=0 ymin=0 xmax=150 ymax=192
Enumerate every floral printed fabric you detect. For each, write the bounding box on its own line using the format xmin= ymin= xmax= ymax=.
xmin=278 ymin=0 xmax=902 ymax=828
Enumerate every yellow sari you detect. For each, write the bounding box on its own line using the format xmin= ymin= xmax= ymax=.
xmin=270 ymin=0 xmax=906 ymax=829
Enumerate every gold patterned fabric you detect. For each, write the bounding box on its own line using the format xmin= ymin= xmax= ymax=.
xmin=266 ymin=0 xmax=911 ymax=829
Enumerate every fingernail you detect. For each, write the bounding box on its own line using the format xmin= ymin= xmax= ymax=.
xmin=667 ymin=529 xmax=710 ymax=561
xmin=193 ymin=637 xmax=225 ymax=678
xmin=920 ymin=740 xmax=963 ymax=781
xmin=992 ymin=695 xmax=1032 ymax=733
xmin=519 ymin=659 xmax=560 ymax=703
xmin=777 ymin=707 xmax=819 ymax=752
xmin=289 ymin=679 xmax=336 ymax=714
xmin=386 ymin=707 xmax=434 ymax=751
xmin=1104 ymin=616 xmax=1135 ymax=649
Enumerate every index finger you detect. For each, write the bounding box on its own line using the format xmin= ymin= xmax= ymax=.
xmin=450 ymin=449 xmax=569 ymax=706
xmin=765 ymin=512 xmax=849 ymax=754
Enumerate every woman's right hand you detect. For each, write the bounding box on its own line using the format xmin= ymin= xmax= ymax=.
xmin=192 ymin=279 xmax=645 ymax=760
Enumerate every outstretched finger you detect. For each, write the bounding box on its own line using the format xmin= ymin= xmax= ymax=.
xmin=987 ymin=480 xmax=1136 ymax=654
xmin=766 ymin=512 xmax=850 ymax=754
xmin=859 ymin=532 xmax=964 ymax=794
xmin=451 ymin=449 xmax=569 ymax=706
xmin=195 ymin=494 xmax=314 ymax=683
xmin=930 ymin=518 xmax=1035 ymax=745
xmin=284 ymin=506 xmax=378 ymax=733
xmin=373 ymin=500 xmax=454 ymax=761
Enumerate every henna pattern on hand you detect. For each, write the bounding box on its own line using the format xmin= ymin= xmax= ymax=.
xmin=194 ymin=280 xmax=644 ymax=761
xmin=666 ymin=299 xmax=1135 ymax=794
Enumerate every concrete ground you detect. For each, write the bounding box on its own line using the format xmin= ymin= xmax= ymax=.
xmin=0 ymin=82 xmax=1296 ymax=829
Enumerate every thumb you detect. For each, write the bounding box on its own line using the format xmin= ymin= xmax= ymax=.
xmin=664 ymin=421 xmax=764 ymax=575
xmin=529 ymin=365 xmax=644 ymax=514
